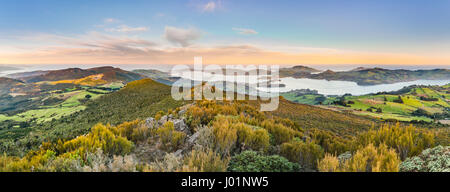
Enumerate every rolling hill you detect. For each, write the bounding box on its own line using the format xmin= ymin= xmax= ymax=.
xmin=282 ymin=84 xmax=450 ymax=124
xmin=0 ymin=77 xmax=24 ymax=95
xmin=13 ymin=66 xmax=145 ymax=84
xmin=279 ymin=65 xmax=322 ymax=77
xmin=132 ymin=69 xmax=180 ymax=85
xmin=280 ymin=66 xmax=450 ymax=85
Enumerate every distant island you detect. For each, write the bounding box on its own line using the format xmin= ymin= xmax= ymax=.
xmin=280 ymin=65 xmax=450 ymax=85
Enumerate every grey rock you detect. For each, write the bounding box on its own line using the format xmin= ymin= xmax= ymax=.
xmin=174 ymin=149 xmax=183 ymax=157
xmin=188 ymin=131 xmax=200 ymax=144
xmin=145 ymin=117 xmax=156 ymax=129
xmin=178 ymin=109 xmax=186 ymax=116
xmin=338 ymin=151 xmax=352 ymax=164
xmin=173 ymin=119 xmax=187 ymax=131
xmin=158 ymin=115 xmax=168 ymax=125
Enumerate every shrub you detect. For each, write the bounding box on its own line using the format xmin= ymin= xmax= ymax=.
xmin=317 ymin=154 xmax=340 ymax=172
xmin=181 ymin=149 xmax=229 ymax=172
xmin=261 ymin=119 xmax=296 ymax=145
xmin=235 ymin=123 xmax=270 ymax=152
xmin=82 ymin=149 xmax=139 ymax=172
xmin=227 ymin=151 xmax=301 ymax=172
xmin=156 ymin=122 xmax=186 ymax=151
xmin=280 ymin=140 xmax=324 ymax=169
xmin=355 ymin=123 xmax=434 ymax=160
xmin=185 ymin=102 xmax=218 ymax=130
xmin=195 ymin=125 xmax=215 ymax=149
xmin=0 ymin=121 xmax=144 ymax=172
xmin=400 ymin=145 xmax=450 ymax=172
xmin=310 ymin=128 xmax=352 ymax=155
xmin=146 ymin=153 xmax=184 ymax=172
xmin=110 ymin=120 xmax=150 ymax=143
xmin=62 ymin=124 xmax=134 ymax=156
xmin=318 ymin=144 xmax=401 ymax=172
xmin=211 ymin=116 xmax=237 ymax=155
xmin=211 ymin=116 xmax=270 ymax=155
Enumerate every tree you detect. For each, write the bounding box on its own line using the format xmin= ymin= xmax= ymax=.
xmin=376 ymin=108 xmax=382 ymax=113
xmin=227 ymin=151 xmax=300 ymax=172
xmin=393 ymin=96 xmax=403 ymax=104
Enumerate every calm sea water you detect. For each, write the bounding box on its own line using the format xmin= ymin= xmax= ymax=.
xmin=274 ymin=77 xmax=450 ymax=96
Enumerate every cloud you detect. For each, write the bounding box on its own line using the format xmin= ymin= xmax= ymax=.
xmin=106 ymin=25 xmax=149 ymax=33
xmin=5 ymin=41 xmax=450 ymax=65
xmin=3 ymin=32 xmax=450 ymax=65
xmin=232 ymin=28 xmax=258 ymax=35
xmin=5 ymin=38 xmax=449 ymax=66
xmin=8 ymin=31 xmax=158 ymax=57
xmin=196 ymin=0 xmax=223 ymax=13
xmin=104 ymin=18 xmax=120 ymax=24
xmin=203 ymin=1 xmax=217 ymax=12
xmin=164 ymin=26 xmax=202 ymax=47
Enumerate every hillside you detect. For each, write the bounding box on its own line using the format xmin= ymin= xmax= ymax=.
xmin=0 ymin=78 xmax=185 ymax=155
xmin=17 ymin=66 xmax=145 ymax=84
xmin=268 ymin=98 xmax=377 ymax=137
xmin=339 ymin=85 xmax=450 ymax=123
xmin=6 ymin=70 xmax=48 ymax=79
xmin=132 ymin=69 xmax=180 ymax=85
xmin=0 ymin=77 xmax=24 ymax=95
xmin=279 ymin=65 xmax=321 ymax=77
xmin=0 ymin=76 xmax=377 ymax=156
xmin=0 ymin=67 xmax=146 ymax=117
xmin=282 ymin=84 xmax=450 ymax=124
xmin=0 ymin=95 xmax=445 ymax=172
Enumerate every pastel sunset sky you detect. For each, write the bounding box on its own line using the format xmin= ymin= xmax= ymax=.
xmin=1 ymin=0 xmax=449 ymax=65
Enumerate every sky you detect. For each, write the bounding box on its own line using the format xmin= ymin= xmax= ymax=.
xmin=0 ymin=0 xmax=449 ymax=66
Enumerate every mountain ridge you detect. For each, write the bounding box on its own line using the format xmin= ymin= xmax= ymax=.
xmin=280 ymin=66 xmax=450 ymax=85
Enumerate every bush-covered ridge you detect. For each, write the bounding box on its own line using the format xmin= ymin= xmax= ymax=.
xmin=1 ymin=98 xmax=448 ymax=172
xmin=0 ymin=78 xmax=185 ymax=156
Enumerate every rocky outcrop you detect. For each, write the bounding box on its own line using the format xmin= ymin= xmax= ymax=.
xmin=137 ymin=110 xmax=199 ymax=162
